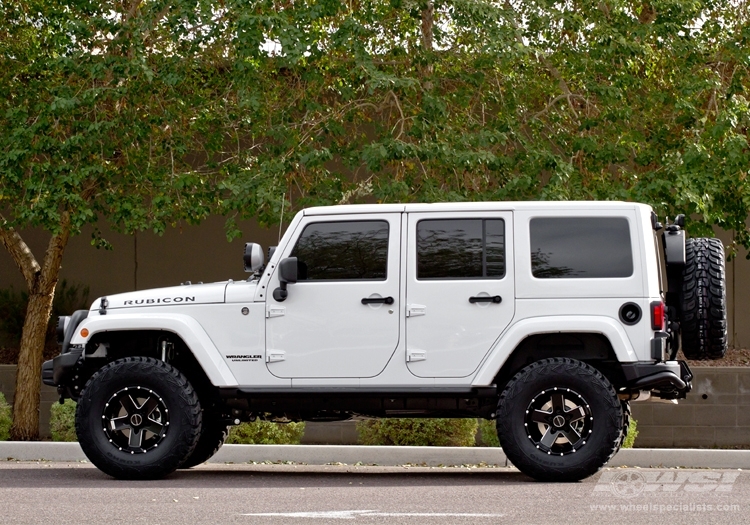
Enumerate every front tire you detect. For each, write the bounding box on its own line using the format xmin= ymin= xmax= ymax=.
xmin=180 ymin=412 xmax=229 ymax=469
xmin=76 ymin=357 xmax=202 ymax=480
xmin=496 ymin=358 xmax=623 ymax=482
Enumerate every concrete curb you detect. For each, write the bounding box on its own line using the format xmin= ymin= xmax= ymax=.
xmin=212 ymin=445 xmax=509 ymax=466
xmin=2 ymin=442 xmax=750 ymax=469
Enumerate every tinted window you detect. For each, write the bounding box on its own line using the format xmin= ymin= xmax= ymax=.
xmin=291 ymin=221 xmax=388 ymax=280
xmin=417 ymin=219 xmax=505 ymax=279
xmin=530 ymin=217 xmax=633 ymax=278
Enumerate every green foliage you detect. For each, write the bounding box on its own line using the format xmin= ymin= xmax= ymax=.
xmin=622 ymin=418 xmax=639 ymax=449
xmin=2 ymin=0 xmax=748 ymax=244
xmin=476 ymin=417 xmax=638 ymax=449
xmin=0 ymin=393 xmax=11 ymax=441
xmin=226 ymin=420 xmax=306 ymax=445
xmin=477 ymin=419 xmax=500 ymax=448
xmin=49 ymin=399 xmax=77 ymax=442
xmin=1 ymin=1 xmax=228 ymax=238
xmin=357 ymin=418 xmax=478 ymax=447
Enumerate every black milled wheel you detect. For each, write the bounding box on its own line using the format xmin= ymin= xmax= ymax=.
xmin=76 ymin=357 xmax=202 ymax=480
xmin=680 ymin=237 xmax=727 ymax=360
xmin=179 ymin=412 xmax=229 ymax=469
xmin=496 ymin=358 xmax=623 ymax=482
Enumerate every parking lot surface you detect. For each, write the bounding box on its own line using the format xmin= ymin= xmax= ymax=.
xmin=0 ymin=462 xmax=746 ymax=524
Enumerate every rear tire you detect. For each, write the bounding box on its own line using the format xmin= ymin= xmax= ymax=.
xmin=680 ymin=237 xmax=727 ymax=360
xmin=76 ymin=357 xmax=202 ymax=480
xmin=496 ymin=358 xmax=623 ymax=482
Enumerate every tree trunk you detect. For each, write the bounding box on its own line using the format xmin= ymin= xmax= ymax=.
xmin=10 ymin=291 xmax=55 ymax=440
xmin=421 ymin=2 xmax=434 ymax=51
xmin=1 ymin=216 xmax=70 ymax=440
xmin=421 ymin=1 xmax=434 ymax=88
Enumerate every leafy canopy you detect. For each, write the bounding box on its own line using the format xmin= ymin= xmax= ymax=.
xmin=1 ymin=0 xmax=748 ymax=250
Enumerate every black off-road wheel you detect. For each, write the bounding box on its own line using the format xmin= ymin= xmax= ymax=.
xmin=496 ymin=358 xmax=623 ymax=482
xmin=76 ymin=357 xmax=202 ymax=480
xmin=680 ymin=237 xmax=727 ymax=360
xmin=179 ymin=412 xmax=229 ymax=469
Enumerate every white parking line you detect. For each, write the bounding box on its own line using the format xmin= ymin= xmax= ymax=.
xmin=240 ymin=510 xmax=505 ymax=519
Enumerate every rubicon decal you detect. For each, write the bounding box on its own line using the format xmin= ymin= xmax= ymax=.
xmin=123 ymin=297 xmax=196 ymax=305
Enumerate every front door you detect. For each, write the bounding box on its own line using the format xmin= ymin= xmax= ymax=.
xmin=266 ymin=214 xmax=401 ymax=378
xmin=406 ymin=212 xmax=515 ymax=377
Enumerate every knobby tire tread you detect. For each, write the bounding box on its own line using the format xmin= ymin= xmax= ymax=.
xmin=76 ymin=356 xmax=202 ymax=480
xmin=496 ymin=357 xmax=623 ymax=482
xmin=680 ymin=238 xmax=727 ymax=360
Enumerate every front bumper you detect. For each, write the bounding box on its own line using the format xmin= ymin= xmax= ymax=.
xmin=621 ymin=360 xmax=693 ymax=399
xmin=42 ymin=345 xmax=83 ymax=387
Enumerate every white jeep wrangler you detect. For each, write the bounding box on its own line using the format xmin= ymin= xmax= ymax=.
xmin=44 ymin=201 xmax=727 ymax=481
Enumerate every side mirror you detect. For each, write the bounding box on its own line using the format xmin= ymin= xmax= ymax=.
xmin=278 ymin=257 xmax=298 ymax=284
xmin=243 ymin=243 xmax=265 ymax=273
xmin=273 ymin=257 xmax=298 ymax=301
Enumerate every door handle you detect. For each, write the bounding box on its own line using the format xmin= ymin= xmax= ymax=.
xmin=469 ymin=295 xmax=502 ymax=304
xmin=361 ymin=296 xmax=394 ymax=305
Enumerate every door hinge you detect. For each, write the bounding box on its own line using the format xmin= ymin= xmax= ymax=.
xmin=406 ymin=304 xmax=426 ymax=317
xmin=407 ymin=350 xmax=426 ymax=362
xmin=266 ymin=306 xmax=286 ymax=318
xmin=266 ymin=350 xmax=286 ymax=363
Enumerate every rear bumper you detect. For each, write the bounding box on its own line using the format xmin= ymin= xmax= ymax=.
xmin=621 ymin=360 xmax=693 ymax=399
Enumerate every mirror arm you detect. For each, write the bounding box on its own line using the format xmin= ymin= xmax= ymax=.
xmin=273 ymin=282 xmax=288 ymax=302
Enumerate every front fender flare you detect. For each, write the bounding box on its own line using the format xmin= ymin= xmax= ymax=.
xmin=472 ymin=315 xmax=638 ymax=386
xmin=70 ymin=313 xmax=238 ymax=387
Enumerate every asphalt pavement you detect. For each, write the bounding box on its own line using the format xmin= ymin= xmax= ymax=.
xmin=0 ymin=462 xmax=746 ymax=525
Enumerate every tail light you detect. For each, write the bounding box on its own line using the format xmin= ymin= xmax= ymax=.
xmin=651 ymin=301 xmax=665 ymax=331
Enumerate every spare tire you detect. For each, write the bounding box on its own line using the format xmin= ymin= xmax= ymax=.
xmin=680 ymin=237 xmax=727 ymax=360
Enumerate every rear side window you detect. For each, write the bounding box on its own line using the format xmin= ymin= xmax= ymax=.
xmin=291 ymin=221 xmax=389 ymax=281
xmin=417 ymin=219 xmax=505 ymax=279
xmin=530 ymin=217 xmax=633 ymax=278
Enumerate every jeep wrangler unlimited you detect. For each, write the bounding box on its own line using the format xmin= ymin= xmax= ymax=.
xmin=44 ymin=202 xmax=727 ymax=481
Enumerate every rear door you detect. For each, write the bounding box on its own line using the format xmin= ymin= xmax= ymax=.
xmin=405 ymin=212 xmax=515 ymax=377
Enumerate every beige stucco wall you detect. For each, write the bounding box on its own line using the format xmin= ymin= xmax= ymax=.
xmin=0 ymin=217 xmax=280 ymax=300
xmin=1 ymin=217 xmax=748 ymax=347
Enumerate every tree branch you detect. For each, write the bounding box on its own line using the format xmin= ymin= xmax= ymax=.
xmin=39 ymin=211 xmax=71 ymax=294
xmin=503 ymin=0 xmax=579 ymax=121
xmin=0 ymin=215 xmax=41 ymax=289
xmin=388 ymin=90 xmax=406 ymax=140
xmin=421 ymin=2 xmax=434 ymax=50
xmin=421 ymin=2 xmax=434 ymax=89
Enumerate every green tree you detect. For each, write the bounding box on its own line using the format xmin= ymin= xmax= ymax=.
xmin=0 ymin=0 xmax=233 ymax=439
xmin=216 ymin=0 xmax=749 ymax=245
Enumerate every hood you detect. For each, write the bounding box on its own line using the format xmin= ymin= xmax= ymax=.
xmin=93 ymin=282 xmax=228 ymax=311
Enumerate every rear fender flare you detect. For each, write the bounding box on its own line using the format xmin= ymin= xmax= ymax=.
xmin=472 ymin=315 xmax=638 ymax=386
